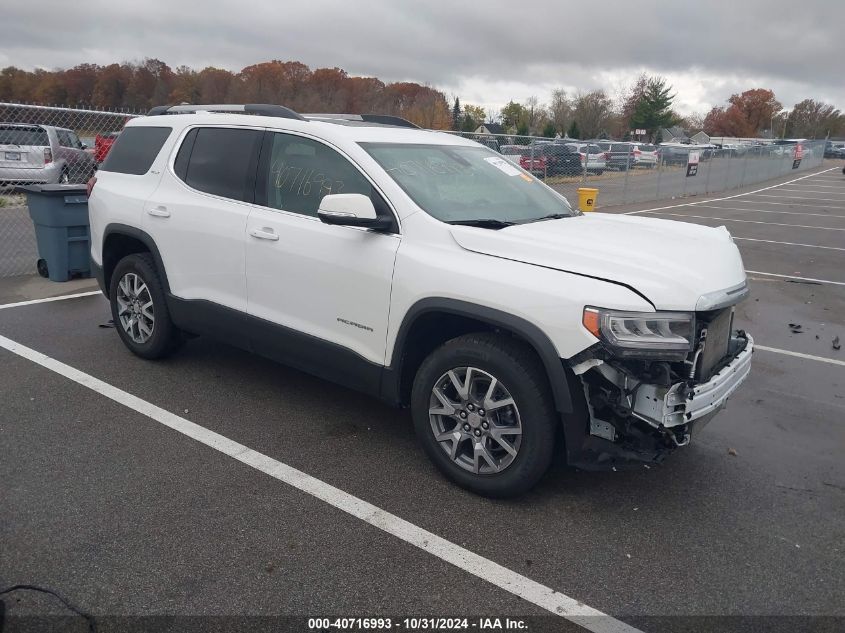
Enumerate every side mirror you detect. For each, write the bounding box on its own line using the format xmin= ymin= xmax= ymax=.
xmin=317 ymin=193 xmax=391 ymax=230
xmin=80 ymin=143 xmax=88 ymax=150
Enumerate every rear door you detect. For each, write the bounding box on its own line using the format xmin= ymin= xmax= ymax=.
xmin=143 ymin=125 xmax=263 ymax=312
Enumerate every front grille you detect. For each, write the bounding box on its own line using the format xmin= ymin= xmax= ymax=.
xmin=697 ymin=308 xmax=733 ymax=381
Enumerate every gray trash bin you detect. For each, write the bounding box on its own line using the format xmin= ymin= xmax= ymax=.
xmin=17 ymin=184 xmax=91 ymax=282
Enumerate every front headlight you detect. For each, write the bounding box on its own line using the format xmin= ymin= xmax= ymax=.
xmin=582 ymin=307 xmax=695 ymax=359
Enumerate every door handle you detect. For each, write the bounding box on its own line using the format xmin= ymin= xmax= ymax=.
xmin=147 ymin=205 xmax=170 ymax=218
xmin=249 ymin=227 xmax=280 ymax=241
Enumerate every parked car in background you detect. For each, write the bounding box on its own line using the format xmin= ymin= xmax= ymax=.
xmin=473 ymin=136 xmax=501 ymax=154
xmin=519 ymin=142 xmax=583 ymax=176
xmin=0 ymin=123 xmax=95 ymax=186
xmin=563 ymin=142 xmax=606 ymax=174
xmin=657 ymin=143 xmax=713 ymax=166
xmin=605 ymin=142 xmax=658 ymax=170
xmin=500 ymin=144 xmax=530 ymax=163
xmin=95 ymin=132 xmax=121 ymax=163
xmin=823 ymin=141 xmax=845 ymax=158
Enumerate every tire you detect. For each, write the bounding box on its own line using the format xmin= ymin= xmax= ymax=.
xmin=109 ymin=253 xmax=182 ymax=359
xmin=36 ymin=258 xmax=48 ymax=278
xmin=59 ymin=168 xmax=70 ymax=184
xmin=411 ymin=332 xmax=558 ymax=497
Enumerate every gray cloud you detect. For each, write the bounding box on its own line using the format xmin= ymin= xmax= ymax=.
xmin=2 ymin=0 xmax=842 ymax=114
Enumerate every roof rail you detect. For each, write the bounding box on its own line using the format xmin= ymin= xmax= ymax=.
xmin=303 ymin=113 xmax=420 ymax=129
xmin=147 ymin=103 xmax=305 ymax=121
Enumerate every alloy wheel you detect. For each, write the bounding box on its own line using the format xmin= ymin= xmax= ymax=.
xmin=428 ymin=366 xmax=523 ymax=474
xmin=116 ymin=272 xmax=155 ymax=344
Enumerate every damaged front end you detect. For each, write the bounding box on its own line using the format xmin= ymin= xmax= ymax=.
xmin=566 ymin=301 xmax=753 ymax=470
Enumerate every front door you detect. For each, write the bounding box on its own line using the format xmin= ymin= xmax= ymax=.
xmin=245 ymin=131 xmax=399 ymax=389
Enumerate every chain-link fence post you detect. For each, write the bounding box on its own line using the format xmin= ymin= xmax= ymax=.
xmin=621 ymin=144 xmax=632 ymax=205
xmin=1 ymin=102 xmax=141 ymax=277
xmin=739 ymin=145 xmax=751 ymax=188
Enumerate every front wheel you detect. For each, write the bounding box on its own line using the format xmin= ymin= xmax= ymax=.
xmin=109 ymin=253 xmax=182 ymax=359
xmin=411 ymin=333 xmax=558 ymax=497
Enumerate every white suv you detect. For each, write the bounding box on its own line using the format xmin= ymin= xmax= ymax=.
xmin=88 ymin=104 xmax=753 ymax=497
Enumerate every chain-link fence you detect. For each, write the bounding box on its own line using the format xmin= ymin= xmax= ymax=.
xmin=0 ymin=102 xmax=830 ymax=278
xmin=446 ymin=131 xmax=827 ymax=209
xmin=0 ymin=103 xmax=140 ymax=277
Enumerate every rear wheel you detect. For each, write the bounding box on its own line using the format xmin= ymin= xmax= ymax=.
xmin=411 ymin=333 xmax=558 ymax=497
xmin=109 ymin=253 xmax=182 ymax=359
xmin=58 ymin=168 xmax=69 ymax=184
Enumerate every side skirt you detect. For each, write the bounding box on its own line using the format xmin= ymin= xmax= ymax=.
xmin=165 ymin=295 xmax=385 ymax=400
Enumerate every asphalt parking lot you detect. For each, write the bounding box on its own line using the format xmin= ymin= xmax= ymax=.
xmin=1 ymin=164 xmax=843 ymax=633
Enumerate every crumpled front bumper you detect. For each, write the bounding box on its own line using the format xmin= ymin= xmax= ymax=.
xmin=632 ymin=336 xmax=753 ymax=429
xmin=566 ymin=334 xmax=753 ymax=471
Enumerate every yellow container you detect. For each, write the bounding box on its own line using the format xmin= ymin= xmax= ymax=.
xmin=577 ymin=187 xmax=598 ymax=212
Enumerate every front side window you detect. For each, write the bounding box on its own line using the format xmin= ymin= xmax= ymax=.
xmin=361 ymin=143 xmax=575 ymax=224
xmin=263 ymin=133 xmax=374 ymax=217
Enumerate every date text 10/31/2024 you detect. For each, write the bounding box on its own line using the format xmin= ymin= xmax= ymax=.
xmin=308 ymin=617 xmax=529 ymax=630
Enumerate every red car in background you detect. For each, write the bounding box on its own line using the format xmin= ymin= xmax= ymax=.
xmin=94 ymin=132 xmax=120 ymax=164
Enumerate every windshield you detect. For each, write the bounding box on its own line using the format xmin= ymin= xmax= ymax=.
xmin=361 ymin=143 xmax=575 ymax=224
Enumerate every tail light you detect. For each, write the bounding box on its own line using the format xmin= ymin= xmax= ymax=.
xmin=86 ymin=176 xmax=97 ymax=197
xmin=634 ymin=149 xmax=642 ymax=156
xmin=43 ymin=148 xmax=52 ymax=164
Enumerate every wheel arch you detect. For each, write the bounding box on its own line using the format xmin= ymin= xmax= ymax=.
xmin=102 ymin=224 xmax=170 ymax=299
xmin=383 ymin=298 xmax=574 ymax=415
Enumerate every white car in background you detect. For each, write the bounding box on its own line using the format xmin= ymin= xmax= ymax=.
xmin=565 ymin=142 xmax=607 ymax=174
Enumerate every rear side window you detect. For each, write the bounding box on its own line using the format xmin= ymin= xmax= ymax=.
xmin=178 ymin=127 xmax=262 ymax=201
xmin=101 ymin=126 xmax=172 ymax=175
xmin=0 ymin=126 xmax=48 ymax=146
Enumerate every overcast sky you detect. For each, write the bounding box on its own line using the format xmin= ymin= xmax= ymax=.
xmin=2 ymin=0 xmax=842 ymax=116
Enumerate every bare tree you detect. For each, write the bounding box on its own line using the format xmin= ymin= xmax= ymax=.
xmin=572 ymin=90 xmax=614 ymax=138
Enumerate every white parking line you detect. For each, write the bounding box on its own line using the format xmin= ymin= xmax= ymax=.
xmin=0 ymin=330 xmax=641 ymax=633
xmin=731 ymin=199 xmax=845 ymax=209
xmin=745 ymin=270 xmax=845 ymax=286
xmin=732 ymin=237 xmax=845 ymax=251
xmin=0 ymin=290 xmax=102 ymax=310
xmin=641 ymin=211 xmax=845 ymax=231
xmin=750 ymin=194 xmax=845 ymax=203
xmin=695 ymin=204 xmax=845 ymax=219
xmin=756 ymin=345 xmax=845 ymax=367
xmin=771 ymin=190 xmax=845 ymax=196
xmin=621 ymin=167 xmax=837 ymax=215
xmin=777 ymin=183 xmax=844 ymax=189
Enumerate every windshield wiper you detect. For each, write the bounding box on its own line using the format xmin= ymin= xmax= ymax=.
xmin=446 ymin=219 xmax=516 ymax=229
xmin=522 ymin=213 xmax=573 ymax=224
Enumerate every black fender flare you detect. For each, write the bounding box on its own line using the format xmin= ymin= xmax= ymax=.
xmin=386 ymin=297 xmax=573 ymax=414
xmin=101 ymin=223 xmax=171 ymax=296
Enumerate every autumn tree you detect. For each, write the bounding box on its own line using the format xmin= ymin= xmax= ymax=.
xmin=460 ymin=104 xmax=486 ymax=132
xmin=500 ymin=101 xmax=527 ymax=132
xmin=786 ymin=99 xmax=844 ymax=138
xmin=0 ymin=58 xmax=453 ymax=128
xmin=621 ymin=73 xmax=649 ymax=132
xmin=706 ymin=89 xmax=782 ymax=137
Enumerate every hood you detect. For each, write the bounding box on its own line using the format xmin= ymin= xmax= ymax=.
xmin=450 ymin=213 xmax=747 ymax=311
